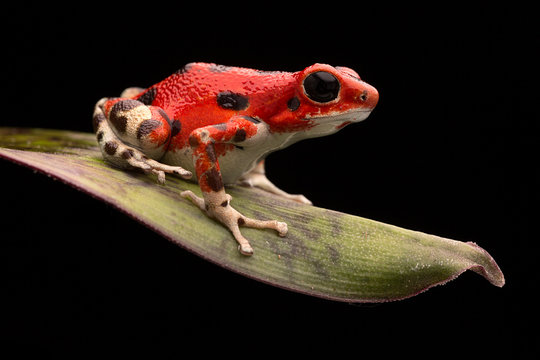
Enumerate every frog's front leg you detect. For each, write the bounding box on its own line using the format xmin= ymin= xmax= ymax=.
xmin=238 ymin=160 xmax=312 ymax=205
xmin=180 ymin=117 xmax=288 ymax=256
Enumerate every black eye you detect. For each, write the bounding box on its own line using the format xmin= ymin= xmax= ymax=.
xmin=303 ymin=71 xmax=340 ymax=103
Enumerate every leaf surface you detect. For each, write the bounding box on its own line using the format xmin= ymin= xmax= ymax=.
xmin=0 ymin=127 xmax=504 ymax=302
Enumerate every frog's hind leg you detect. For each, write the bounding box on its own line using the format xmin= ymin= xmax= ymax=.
xmin=238 ymin=160 xmax=312 ymax=205
xmin=93 ymin=97 xmax=192 ymax=183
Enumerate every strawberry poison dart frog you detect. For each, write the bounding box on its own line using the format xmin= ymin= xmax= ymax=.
xmin=93 ymin=63 xmax=379 ymax=255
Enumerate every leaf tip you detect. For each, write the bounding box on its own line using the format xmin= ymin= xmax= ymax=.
xmin=466 ymin=242 xmax=505 ymax=288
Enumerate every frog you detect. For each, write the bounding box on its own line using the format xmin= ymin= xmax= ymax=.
xmin=92 ymin=62 xmax=379 ymax=255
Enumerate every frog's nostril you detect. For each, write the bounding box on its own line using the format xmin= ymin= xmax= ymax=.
xmin=359 ymin=90 xmax=368 ymax=102
xmin=361 ymin=86 xmax=379 ymax=109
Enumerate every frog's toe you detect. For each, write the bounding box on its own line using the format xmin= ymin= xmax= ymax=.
xmin=229 ymin=216 xmax=288 ymax=255
xmin=124 ymin=155 xmax=190 ymax=183
xmin=239 ymin=216 xmax=288 ymax=238
xmin=143 ymin=158 xmax=193 ymax=180
xmin=180 ymin=190 xmax=206 ymax=211
xmin=149 ymin=169 xmax=166 ymax=184
xmin=238 ymin=243 xmax=254 ymax=256
xmin=275 ymin=221 xmax=288 ymax=237
xmin=289 ymin=194 xmax=312 ymax=205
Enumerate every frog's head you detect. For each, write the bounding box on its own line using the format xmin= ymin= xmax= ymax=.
xmin=268 ymin=63 xmax=379 ymax=135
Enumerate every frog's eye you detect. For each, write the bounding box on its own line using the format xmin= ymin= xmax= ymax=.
xmin=303 ymin=71 xmax=340 ymax=103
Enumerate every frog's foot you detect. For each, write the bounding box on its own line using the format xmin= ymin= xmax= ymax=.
xmin=180 ymin=190 xmax=288 ymax=256
xmin=129 ymin=154 xmax=192 ymax=184
xmin=99 ymin=135 xmax=192 ymax=184
xmin=238 ymin=161 xmax=312 ymax=205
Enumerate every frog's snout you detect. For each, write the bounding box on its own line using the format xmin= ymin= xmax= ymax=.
xmin=357 ymin=83 xmax=379 ymax=110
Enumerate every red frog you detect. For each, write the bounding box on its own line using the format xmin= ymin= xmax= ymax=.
xmin=93 ymin=62 xmax=379 ymax=255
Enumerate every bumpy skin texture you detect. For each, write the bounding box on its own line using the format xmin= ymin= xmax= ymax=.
xmin=93 ymin=62 xmax=379 ymax=255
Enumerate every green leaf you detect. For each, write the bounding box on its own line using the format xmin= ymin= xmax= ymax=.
xmin=0 ymin=127 xmax=504 ymax=302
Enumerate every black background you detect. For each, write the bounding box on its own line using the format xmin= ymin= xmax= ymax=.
xmin=1 ymin=2 xmax=537 ymax=358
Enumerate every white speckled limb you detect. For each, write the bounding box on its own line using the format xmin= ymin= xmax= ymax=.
xmin=180 ymin=190 xmax=287 ymax=256
xmin=238 ymin=161 xmax=312 ymax=205
xmin=93 ymin=97 xmax=192 ymax=184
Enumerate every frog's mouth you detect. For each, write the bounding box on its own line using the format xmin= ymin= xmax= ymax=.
xmin=305 ymin=108 xmax=373 ymax=125
xmin=295 ymin=108 xmax=373 ymax=139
